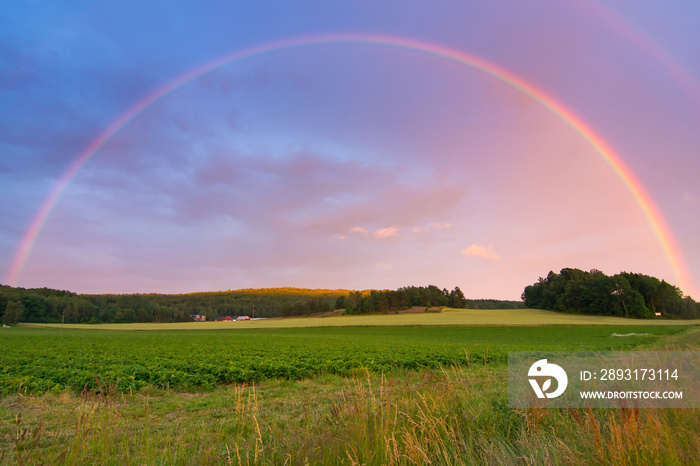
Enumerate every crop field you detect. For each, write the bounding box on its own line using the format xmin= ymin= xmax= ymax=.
xmin=1 ymin=323 xmax=698 ymax=464
xmin=0 ymin=325 xmax=689 ymax=395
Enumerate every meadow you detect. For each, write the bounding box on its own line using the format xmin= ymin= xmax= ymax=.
xmin=23 ymin=307 xmax=700 ymax=330
xmin=1 ymin=317 xmax=698 ymax=464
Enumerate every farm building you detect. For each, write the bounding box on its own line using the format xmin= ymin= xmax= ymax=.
xmin=215 ymin=316 xmax=234 ymax=322
xmin=237 ymin=316 xmax=251 ymax=321
xmin=190 ymin=314 xmax=206 ymax=322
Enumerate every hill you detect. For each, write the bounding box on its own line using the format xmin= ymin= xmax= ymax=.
xmin=1 ymin=284 xmax=525 ymax=325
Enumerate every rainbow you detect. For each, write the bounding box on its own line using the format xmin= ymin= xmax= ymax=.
xmin=6 ymin=33 xmax=693 ymax=296
xmin=572 ymin=0 xmax=700 ymax=107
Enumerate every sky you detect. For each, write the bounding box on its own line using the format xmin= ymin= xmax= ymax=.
xmin=1 ymin=0 xmax=699 ymax=300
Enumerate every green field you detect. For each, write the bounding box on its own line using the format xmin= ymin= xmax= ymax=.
xmin=1 ymin=319 xmax=699 ymax=464
xmin=1 ymin=325 xmax=688 ymax=395
xmin=22 ymin=307 xmax=700 ymax=331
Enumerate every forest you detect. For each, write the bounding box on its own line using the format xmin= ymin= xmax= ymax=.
xmin=279 ymin=285 xmax=510 ymax=316
xmin=0 ymin=284 xmax=523 ymax=324
xmin=0 ymin=286 xmax=342 ymax=324
xmin=522 ymin=268 xmax=700 ymax=319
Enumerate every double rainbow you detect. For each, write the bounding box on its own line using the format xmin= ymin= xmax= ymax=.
xmin=6 ymin=33 xmax=692 ymax=296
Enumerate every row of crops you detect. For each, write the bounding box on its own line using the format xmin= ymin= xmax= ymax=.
xmin=1 ymin=325 xmax=680 ymax=394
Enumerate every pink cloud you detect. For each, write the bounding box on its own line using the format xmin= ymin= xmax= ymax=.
xmin=374 ymin=226 xmax=398 ymax=239
xmin=462 ymin=244 xmax=500 ymax=260
xmin=430 ymin=222 xmax=452 ymax=230
xmin=350 ymin=226 xmax=369 ymax=236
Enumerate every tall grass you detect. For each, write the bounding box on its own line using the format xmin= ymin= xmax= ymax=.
xmin=2 ymin=328 xmax=698 ymax=464
xmin=2 ymin=364 xmax=698 ymax=465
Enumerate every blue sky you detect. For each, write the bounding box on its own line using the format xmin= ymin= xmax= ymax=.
xmin=2 ymin=0 xmax=699 ymax=299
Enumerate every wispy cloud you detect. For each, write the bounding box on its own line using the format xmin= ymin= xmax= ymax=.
xmin=374 ymin=226 xmax=398 ymax=239
xmin=462 ymin=244 xmax=500 ymax=260
xmin=411 ymin=222 xmax=452 ymax=234
xmin=430 ymin=222 xmax=452 ymax=230
xmin=350 ymin=226 xmax=369 ymax=236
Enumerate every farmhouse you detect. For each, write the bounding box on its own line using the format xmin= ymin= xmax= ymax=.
xmin=215 ymin=316 xmax=234 ymax=322
xmin=190 ymin=314 xmax=206 ymax=322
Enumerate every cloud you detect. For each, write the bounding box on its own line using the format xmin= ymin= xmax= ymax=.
xmin=430 ymin=222 xmax=452 ymax=230
xmin=462 ymin=244 xmax=500 ymax=260
xmin=350 ymin=226 xmax=369 ymax=236
xmin=412 ymin=222 xmax=452 ymax=233
xmin=374 ymin=226 xmax=398 ymax=239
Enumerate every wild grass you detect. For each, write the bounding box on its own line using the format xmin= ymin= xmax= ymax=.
xmin=1 ymin=327 xmax=697 ymax=464
xmin=2 ymin=363 xmax=698 ymax=465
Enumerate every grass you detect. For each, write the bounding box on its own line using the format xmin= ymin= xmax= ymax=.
xmin=20 ymin=307 xmax=700 ymax=330
xmin=1 ymin=324 xmax=698 ymax=464
xmin=2 ymin=357 xmax=698 ymax=464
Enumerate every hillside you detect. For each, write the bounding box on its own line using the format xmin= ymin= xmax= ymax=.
xmin=1 ymin=284 xmax=525 ymax=325
xmin=0 ymin=284 xmax=350 ymax=324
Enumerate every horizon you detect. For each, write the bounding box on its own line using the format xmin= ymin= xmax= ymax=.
xmin=1 ymin=282 xmax=518 ymax=302
xmin=2 ymin=1 xmax=699 ymax=301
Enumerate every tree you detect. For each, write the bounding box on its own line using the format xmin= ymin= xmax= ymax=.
xmin=347 ymin=291 xmax=362 ymax=310
xmin=0 ymin=292 xmax=8 ymax=321
xmin=522 ymin=283 xmax=543 ymax=308
xmin=655 ymin=281 xmax=684 ymax=317
xmin=3 ymin=301 xmax=23 ymax=325
xmin=681 ymin=297 xmax=700 ymax=319
xmin=20 ymin=295 xmax=47 ymax=322
xmin=522 ymin=268 xmax=693 ymax=319
xmin=611 ymin=276 xmax=650 ymax=318
xmin=115 ymin=307 xmax=138 ymax=323
xmin=449 ymin=287 xmax=466 ymax=308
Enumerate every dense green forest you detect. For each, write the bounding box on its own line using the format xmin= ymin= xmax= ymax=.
xmin=0 ymin=284 xmax=522 ymax=324
xmin=522 ymin=268 xmax=700 ymax=319
xmin=0 ymin=286 xmax=347 ymax=324
xmin=3 ymin=268 xmax=694 ymax=325
xmin=280 ymin=285 xmax=513 ymax=316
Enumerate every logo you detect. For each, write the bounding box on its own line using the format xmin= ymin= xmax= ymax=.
xmin=528 ymin=359 xmax=568 ymax=399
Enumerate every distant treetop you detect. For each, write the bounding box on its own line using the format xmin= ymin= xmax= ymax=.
xmin=522 ymin=268 xmax=698 ymax=319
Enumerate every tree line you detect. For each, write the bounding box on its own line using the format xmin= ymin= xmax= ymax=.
xmin=522 ymin=268 xmax=699 ymax=319
xmin=0 ymin=286 xmax=345 ymax=325
xmin=279 ymin=285 xmax=469 ymax=316
xmin=278 ymin=285 xmax=527 ymax=316
xmin=340 ymin=286 xmax=465 ymax=314
xmin=0 ymin=283 xmax=527 ymax=324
